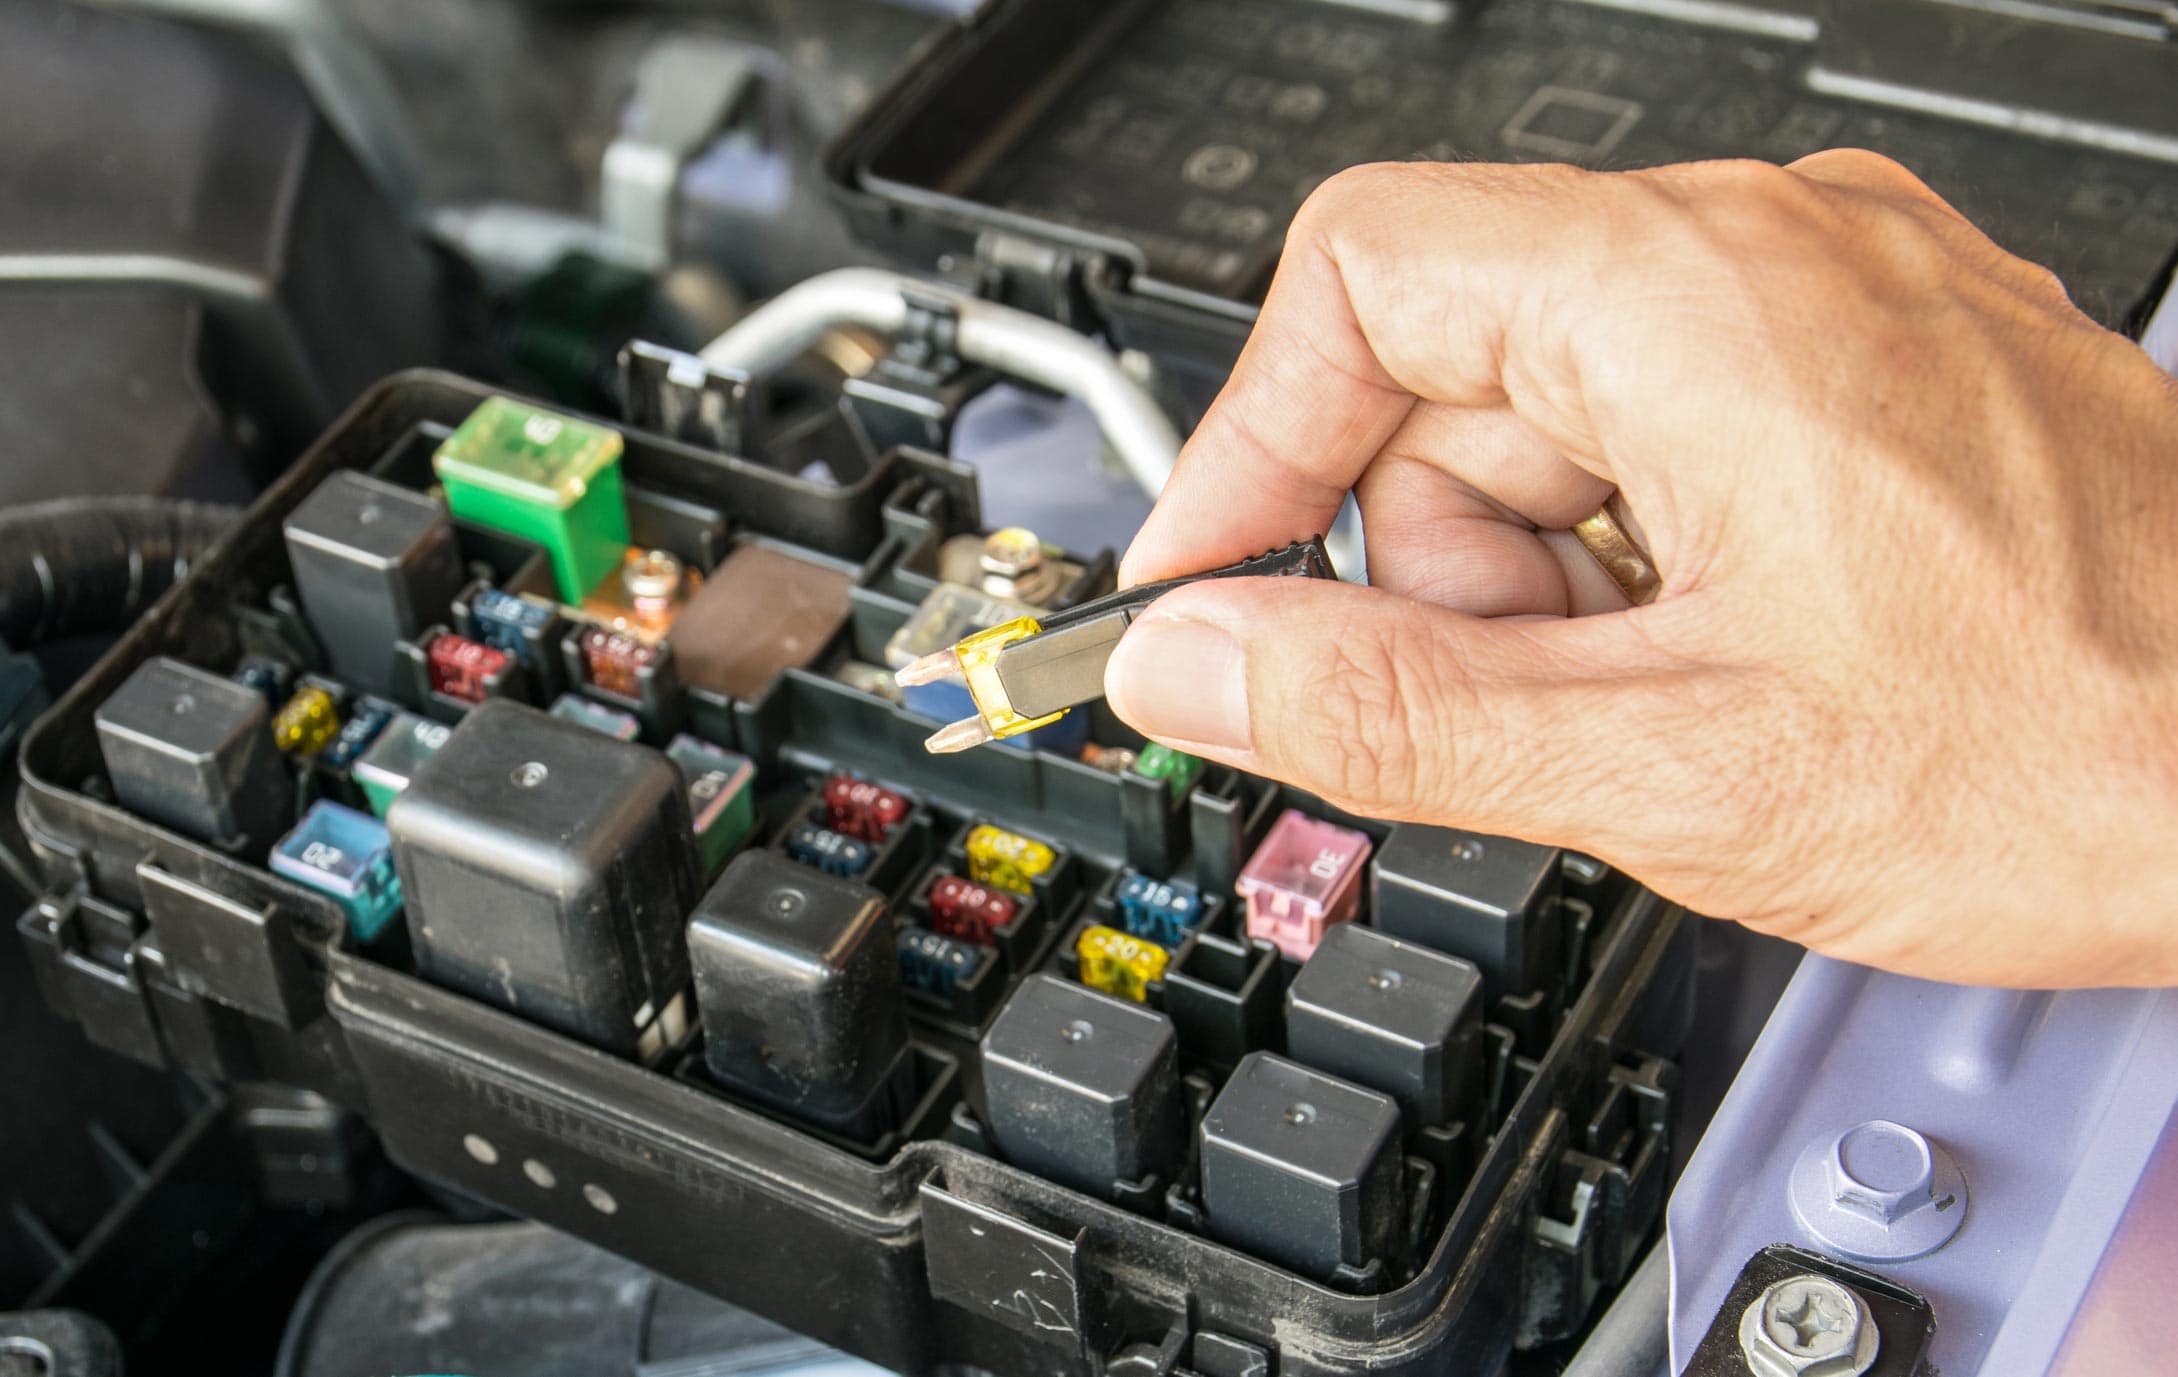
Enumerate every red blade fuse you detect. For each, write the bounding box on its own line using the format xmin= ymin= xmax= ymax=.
xmin=927 ymin=875 xmax=1018 ymax=945
xmin=823 ymin=773 xmax=909 ymax=844
xmin=1236 ymin=810 xmax=1373 ymax=959
xmin=426 ymin=634 xmax=511 ymax=704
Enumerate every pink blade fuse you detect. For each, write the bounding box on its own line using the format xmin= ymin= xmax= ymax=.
xmin=1236 ymin=810 xmax=1373 ymax=959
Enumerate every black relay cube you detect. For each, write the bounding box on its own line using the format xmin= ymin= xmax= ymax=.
xmin=687 ymin=849 xmax=913 ymax=1140
xmin=1200 ymin=1051 xmax=1404 ymax=1281
xmin=385 ymin=698 xmax=700 ymax=1057
xmin=283 ymin=469 xmax=465 ymax=694
xmin=981 ymin=973 xmax=1184 ymax=1201
xmin=1372 ymin=824 xmax=1563 ymax=1000
xmin=1285 ymin=923 xmax=1483 ymax=1128
xmin=93 ymin=656 xmax=287 ymax=851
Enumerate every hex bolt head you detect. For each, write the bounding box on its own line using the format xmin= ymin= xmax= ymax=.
xmin=1788 ymin=1119 xmax=1968 ymax=1262
xmin=1828 ymin=1120 xmax=1935 ymax=1223
xmin=1737 ymin=1274 xmax=1880 ymax=1377
xmin=980 ymin=527 xmax=1044 ymax=580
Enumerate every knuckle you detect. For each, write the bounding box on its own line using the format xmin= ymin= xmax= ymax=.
xmin=1791 ymin=146 xmax=1929 ymax=193
xmin=1294 ymin=161 xmax=1404 ymax=234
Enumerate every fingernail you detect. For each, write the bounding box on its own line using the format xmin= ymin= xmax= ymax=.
xmin=1104 ymin=614 xmax=1253 ymax=752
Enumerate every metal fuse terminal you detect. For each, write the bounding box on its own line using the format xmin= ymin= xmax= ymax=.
xmin=898 ymin=537 xmax=1333 ymax=753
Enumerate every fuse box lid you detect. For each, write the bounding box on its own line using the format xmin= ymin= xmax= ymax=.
xmin=829 ymin=0 xmax=2178 ymax=364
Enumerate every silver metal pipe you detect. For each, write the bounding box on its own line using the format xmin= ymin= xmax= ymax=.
xmin=700 ymin=267 xmax=1184 ymax=502
xmin=1561 ymin=1240 xmax=1672 ymax=1377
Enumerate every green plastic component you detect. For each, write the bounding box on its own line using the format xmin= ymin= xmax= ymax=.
xmin=432 ymin=396 xmax=630 ymax=601
xmin=666 ymin=734 xmax=757 ymax=876
xmin=1132 ymin=742 xmax=1204 ymax=801
xmin=352 ymin=712 xmax=451 ymax=817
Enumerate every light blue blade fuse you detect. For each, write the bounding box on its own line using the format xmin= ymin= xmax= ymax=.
xmin=271 ymin=799 xmax=404 ymax=941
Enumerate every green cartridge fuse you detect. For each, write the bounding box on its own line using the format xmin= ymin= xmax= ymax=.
xmin=666 ymin=733 xmax=757 ymax=876
xmin=432 ymin=396 xmax=631 ymax=602
xmin=1132 ymin=742 xmax=1204 ymax=801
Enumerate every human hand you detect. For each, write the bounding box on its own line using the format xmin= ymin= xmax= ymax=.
xmin=1104 ymin=153 xmax=2178 ymax=988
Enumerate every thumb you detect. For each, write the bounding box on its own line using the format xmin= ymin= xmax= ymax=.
xmin=1102 ymin=576 xmax=1690 ymax=849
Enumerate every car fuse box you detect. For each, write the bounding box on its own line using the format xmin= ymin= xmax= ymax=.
xmin=16 ymin=372 xmax=1690 ymax=1377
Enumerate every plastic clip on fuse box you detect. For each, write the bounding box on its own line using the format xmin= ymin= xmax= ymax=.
xmin=1236 ymin=809 xmax=1373 ymax=959
xmin=898 ymin=537 xmax=1335 ymax=753
xmin=432 ymin=396 xmax=632 ymax=602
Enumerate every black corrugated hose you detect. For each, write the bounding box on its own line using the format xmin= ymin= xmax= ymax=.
xmin=0 ymin=497 xmax=240 ymax=648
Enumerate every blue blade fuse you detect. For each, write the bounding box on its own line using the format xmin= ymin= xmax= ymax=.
xmin=270 ymin=800 xmax=403 ymax=941
xmin=1115 ymin=872 xmax=1204 ymax=947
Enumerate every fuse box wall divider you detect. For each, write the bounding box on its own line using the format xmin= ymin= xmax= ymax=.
xmin=14 ymin=371 xmax=1694 ymax=1377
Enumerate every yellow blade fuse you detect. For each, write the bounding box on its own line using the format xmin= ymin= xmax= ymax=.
xmin=896 ymin=537 xmax=1336 ymax=754
xmin=1077 ymin=924 xmax=1170 ymax=1003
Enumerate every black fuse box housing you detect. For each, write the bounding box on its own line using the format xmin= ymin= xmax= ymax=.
xmin=830 ymin=0 xmax=2178 ymax=398
xmin=387 ymin=697 xmax=701 ymax=1056
xmin=17 ymin=372 xmax=1693 ymax=1377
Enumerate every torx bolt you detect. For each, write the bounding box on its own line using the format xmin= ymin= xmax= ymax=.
xmin=1737 ymin=1274 xmax=1880 ymax=1377
xmin=980 ymin=527 xmax=1044 ymax=581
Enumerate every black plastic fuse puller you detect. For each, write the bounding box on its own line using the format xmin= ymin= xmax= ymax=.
xmin=897 ymin=536 xmax=1335 ymax=753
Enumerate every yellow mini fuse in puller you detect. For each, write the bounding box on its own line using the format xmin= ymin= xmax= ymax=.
xmin=893 ymin=538 xmax=1336 ymax=756
xmin=895 ymin=615 xmax=1067 ymax=753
